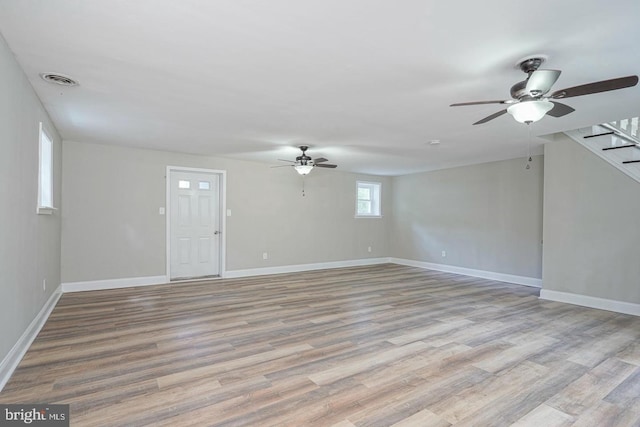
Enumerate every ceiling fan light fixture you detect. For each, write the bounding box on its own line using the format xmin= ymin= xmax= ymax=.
xmin=294 ymin=164 xmax=313 ymax=175
xmin=507 ymin=100 xmax=553 ymax=123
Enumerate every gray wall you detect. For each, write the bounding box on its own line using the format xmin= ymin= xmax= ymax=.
xmin=0 ymin=34 xmax=62 ymax=361
xmin=543 ymin=135 xmax=640 ymax=303
xmin=391 ymin=156 xmax=544 ymax=279
xmin=61 ymin=141 xmax=391 ymax=282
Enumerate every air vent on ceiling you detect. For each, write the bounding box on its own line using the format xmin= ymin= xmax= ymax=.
xmin=40 ymin=73 xmax=79 ymax=87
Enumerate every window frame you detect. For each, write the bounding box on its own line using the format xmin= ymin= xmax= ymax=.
xmin=355 ymin=181 xmax=382 ymax=218
xmin=37 ymin=122 xmax=56 ymax=214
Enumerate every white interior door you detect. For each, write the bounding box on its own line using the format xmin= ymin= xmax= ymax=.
xmin=169 ymin=170 xmax=220 ymax=280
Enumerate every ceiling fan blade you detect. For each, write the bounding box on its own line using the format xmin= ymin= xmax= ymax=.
xmin=270 ymin=164 xmax=294 ymax=168
xmin=451 ymin=100 xmax=509 ymax=107
xmin=547 ymin=101 xmax=575 ymax=118
xmin=526 ymin=69 xmax=561 ymax=95
xmin=473 ymin=109 xmax=507 ymax=125
xmin=277 ymin=158 xmax=296 ymax=163
xmin=550 ymin=75 xmax=639 ymax=99
xmin=313 ymin=157 xmax=328 ymax=163
xmin=315 ymin=163 xmax=337 ymax=168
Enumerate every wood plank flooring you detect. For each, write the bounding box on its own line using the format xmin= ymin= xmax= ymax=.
xmin=2 ymin=264 xmax=640 ymax=426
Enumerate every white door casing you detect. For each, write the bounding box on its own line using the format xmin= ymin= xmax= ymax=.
xmin=167 ymin=168 xmax=225 ymax=280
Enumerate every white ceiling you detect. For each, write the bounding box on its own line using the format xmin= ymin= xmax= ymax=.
xmin=1 ymin=0 xmax=639 ymax=175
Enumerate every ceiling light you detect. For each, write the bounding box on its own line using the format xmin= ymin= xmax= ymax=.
xmin=429 ymin=139 xmax=441 ymax=145
xmin=507 ymin=100 xmax=553 ymax=123
xmin=294 ymin=164 xmax=313 ymax=175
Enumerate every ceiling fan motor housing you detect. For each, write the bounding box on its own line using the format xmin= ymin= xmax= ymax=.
xmin=510 ymin=57 xmax=545 ymax=99
xmin=296 ymin=146 xmax=311 ymax=165
xmin=510 ymin=80 xmax=528 ymax=99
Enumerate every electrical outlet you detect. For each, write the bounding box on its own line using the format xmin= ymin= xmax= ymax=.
xmin=263 ymin=252 xmax=268 ymax=260
xmin=441 ymin=250 xmax=446 ymax=257
xmin=367 ymin=246 xmax=372 ymax=253
xmin=43 ymin=279 xmax=46 ymax=291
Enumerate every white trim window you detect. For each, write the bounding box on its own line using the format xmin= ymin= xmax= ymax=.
xmin=356 ymin=181 xmax=381 ymax=217
xmin=37 ymin=122 xmax=55 ymax=214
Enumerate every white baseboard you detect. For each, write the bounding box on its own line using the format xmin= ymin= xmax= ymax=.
xmin=224 ymin=258 xmax=391 ymax=279
xmin=0 ymin=285 xmax=62 ymax=392
xmin=389 ymin=257 xmax=542 ymax=288
xmin=224 ymin=257 xmax=542 ymax=288
xmin=540 ymin=289 xmax=640 ymax=316
xmin=62 ymin=275 xmax=168 ymax=293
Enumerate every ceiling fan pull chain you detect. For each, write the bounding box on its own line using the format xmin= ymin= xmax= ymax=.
xmin=526 ymin=123 xmax=532 ymax=170
xmin=302 ymin=176 xmax=306 ymax=197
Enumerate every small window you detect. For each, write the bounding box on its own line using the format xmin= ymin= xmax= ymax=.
xmin=37 ymin=122 xmax=55 ymax=214
xmin=198 ymin=181 xmax=210 ymax=190
xmin=178 ymin=180 xmax=191 ymax=189
xmin=356 ymin=181 xmax=381 ymax=217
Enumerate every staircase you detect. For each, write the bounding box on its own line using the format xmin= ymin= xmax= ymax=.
xmin=610 ymin=117 xmax=639 ymax=139
xmin=564 ymin=117 xmax=640 ymax=184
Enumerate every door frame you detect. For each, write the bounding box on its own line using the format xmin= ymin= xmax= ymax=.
xmin=166 ymin=166 xmax=227 ymax=281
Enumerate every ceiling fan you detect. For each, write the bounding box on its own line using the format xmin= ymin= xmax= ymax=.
xmin=451 ymin=57 xmax=639 ymax=125
xmin=274 ymin=146 xmax=337 ymax=175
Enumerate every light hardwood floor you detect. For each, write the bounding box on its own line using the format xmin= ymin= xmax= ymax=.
xmin=2 ymin=264 xmax=640 ymax=426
